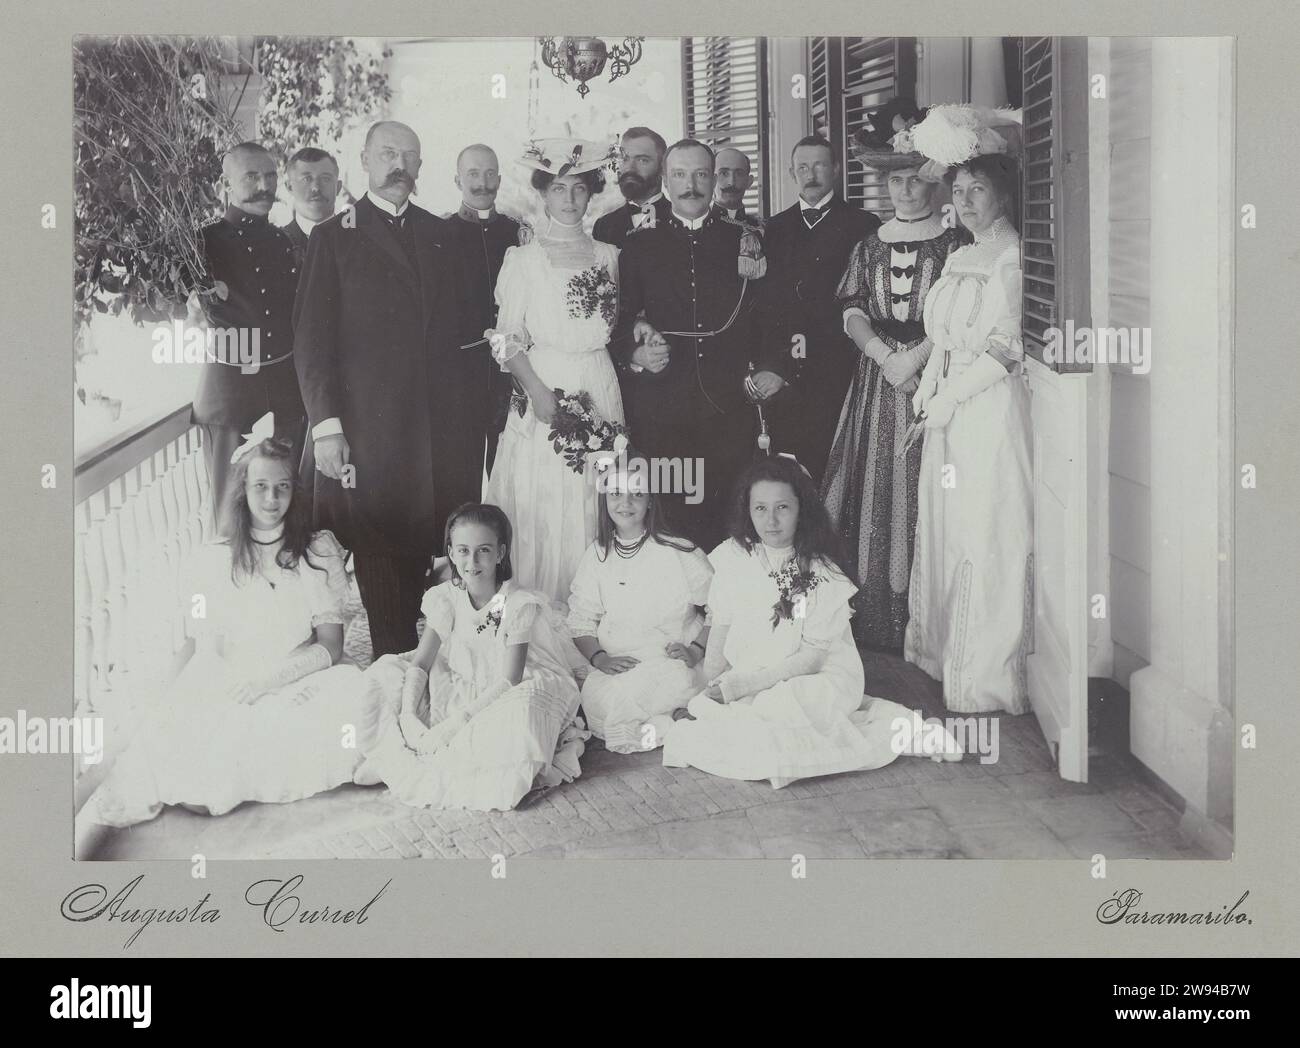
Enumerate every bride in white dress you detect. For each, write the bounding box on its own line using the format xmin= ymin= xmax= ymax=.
xmin=484 ymin=139 xmax=624 ymax=606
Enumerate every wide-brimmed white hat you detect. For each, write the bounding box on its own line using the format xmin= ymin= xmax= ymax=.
xmin=909 ymin=104 xmax=1024 ymax=181
xmin=518 ymin=137 xmax=619 ymax=177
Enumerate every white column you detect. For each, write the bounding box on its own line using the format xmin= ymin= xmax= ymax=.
xmin=1129 ymin=37 xmax=1232 ymax=831
xmin=766 ymin=38 xmax=808 ymax=215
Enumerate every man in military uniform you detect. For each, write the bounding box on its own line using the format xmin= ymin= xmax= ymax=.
xmin=612 ymin=139 xmax=761 ymax=550
xmin=192 ymin=141 xmax=306 ymax=536
xmin=280 ymin=146 xmax=342 ymax=269
xmin=442 ymin=143 xmax=520 ymax=477
xmin=753 ymin=135 xmax=880 ymax=484
xmin=712 ymin=146 xmax=756 ymax=221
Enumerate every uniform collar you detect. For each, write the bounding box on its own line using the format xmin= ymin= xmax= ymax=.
xmin=294 ymin=214 xmax=319 ymax=238
xmin=225 ymin=204 xmax=269 ymax=227
xmin=669 ymin=209 xmax=712 ymax=231
xmin=366 ymin=190 xmax=410 ymax=218
xmin=458 ymin=201 xmax=496 ymax=223
xmin=799 ymin=191 xmax=835 ymax=212
xmin=628 ymin=191 xmax=664 ymax=211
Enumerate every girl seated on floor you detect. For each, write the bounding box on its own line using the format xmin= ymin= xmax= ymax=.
xmin=355 ymin=503 xmax=588 ymax=811
xmin=76 ymin=415 xmax=366 ymax=851
xmin=567 ymin=459 xmax=714 ymax=753
xmin=663 ymin=454 xmax=961 ymax=788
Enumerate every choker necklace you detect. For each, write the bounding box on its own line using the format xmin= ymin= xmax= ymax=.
xmin=251 ymin=524 xmax=285 ymax=546
xmin=613 ymin=531 xmax=649 ymax=559
xmin=895 ymin=212 xmax=933 ymax=223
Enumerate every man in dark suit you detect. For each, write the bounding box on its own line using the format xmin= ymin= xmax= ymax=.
xmin=612 ymin=139 xmax=761 ymax=550
xmin=752 ymin=135 xmax=880 ymax=484
xmin=279 ymin=146 xmax=341 ymax=269
xmin=192 ymin=141 xmax=305 ymax=536
xmin=293 ymin=120 xmax=466 ymax=656
xmin=442 ymin=143 xmax=520 ymax=477
xmin=592 ymin=126 xmax=674 ymax=248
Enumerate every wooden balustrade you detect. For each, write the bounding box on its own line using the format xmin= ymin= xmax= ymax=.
xmin=74 ymin=405 xmax=214 ymax=727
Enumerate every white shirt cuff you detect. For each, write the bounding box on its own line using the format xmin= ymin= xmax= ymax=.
xmin=312 ymin=418 xmax=344 ymax=441
xmin=842 ymin=307 xmax=868 ymax=337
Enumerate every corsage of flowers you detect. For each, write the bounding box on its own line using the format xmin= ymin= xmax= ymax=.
xmin=566 ymin=265 xmax=618 ymax=325
xmin=768 ymin=561 xmax=822 ymax=628
xmin=476 ymin=602 xmax=503 ymax=636
xmin=547 ymin=389 xmax=631 ymax=475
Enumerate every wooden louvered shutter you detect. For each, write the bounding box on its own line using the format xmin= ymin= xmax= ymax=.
xmin=682 ymin=37 xmax=769 ymax=217
xmin=807 ymin=37 xmax=917 ymax=213
xmin=842 ymin=37 xmax=917 ymax=215
xmin=1021 ymin=36 xmax=1091 ymax=372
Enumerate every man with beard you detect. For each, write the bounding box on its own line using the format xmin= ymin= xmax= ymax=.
xmin=192 ymin=141 xmax=306 ymax=536
xmin=612 ymin=139 xmax=760 ymax=549
xmin=752 ymin=135 xmax=880 ymax=484
xmin=712 ymin=146 xmax=756 ymax=221
xmin=280 ymin=146 xmax=341 ymax=269
xmin=593 ymin=126 xmax=673 ymax=248
xmin=443 ymin=143 xmax=519 ymax=477
xmin=293 ymin=120 xmax=465 ymax=656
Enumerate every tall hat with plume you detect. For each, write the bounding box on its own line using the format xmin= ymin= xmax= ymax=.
xmin=848 ymin=97 xmax=933 ymax=174
xmin=518 ymin=137 xmax=619 ymax=177
xmin=908 ymin=104 xmax=1024 ymax=181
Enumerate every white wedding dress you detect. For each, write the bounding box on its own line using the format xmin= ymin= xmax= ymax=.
xmin=484 ymin=219 xmax=624 ymax=606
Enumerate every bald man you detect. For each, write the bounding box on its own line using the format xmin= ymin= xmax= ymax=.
xmin=192 ymin=141 xmax=306 ymax=536
xmin=294 ymin=121 xmax=466 ymax=655
xmin=444 ymin=143 xmax=519 ymax=475
xmin=712 ymin=146 xmax=756 ymax=221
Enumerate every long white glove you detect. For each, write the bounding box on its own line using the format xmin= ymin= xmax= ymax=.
xmin=921 ymin=352 xmax=1011 ymax=429
xmin=246 ymin=643 xmax=332 ymax=696
xmin=415 ymin=678 xmax=512 ymax=754
xmin=717 ymin=646 xmax=827 ymax=704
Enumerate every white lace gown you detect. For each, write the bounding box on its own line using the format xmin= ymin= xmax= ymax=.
xmin=905 ymin=228 xmax=1034 ymax=714
xmin=355 ymin=579 xmax=587 ymax=811
xmin=483 ymin=230 xmax=624 ymax=606
xmin=83 ymin=532 xmax=367 ymax=826
xmin=566 ymin=537 xmax=713 ymax=753
xmin=662 ymin=540 xmax=920 ymax=787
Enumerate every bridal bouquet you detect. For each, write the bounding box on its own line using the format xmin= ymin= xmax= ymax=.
xmin=547 ymin=389 xmax=630 ymax=475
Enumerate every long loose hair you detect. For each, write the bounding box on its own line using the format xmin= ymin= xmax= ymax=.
xmin=594 ymin=466 xmax=696 ymax=562
xmin=226 ymin=438 xmax=324 ymax=585
xmin=728 ymin=455 xmax=847 ymax=579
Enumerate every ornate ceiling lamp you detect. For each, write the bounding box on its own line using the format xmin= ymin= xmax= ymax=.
xmin=538 ymin=36 xmax=645 ymax=98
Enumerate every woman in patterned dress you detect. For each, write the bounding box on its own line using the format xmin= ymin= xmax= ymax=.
xmin=822 ymin=102 xmax=968 ymax=650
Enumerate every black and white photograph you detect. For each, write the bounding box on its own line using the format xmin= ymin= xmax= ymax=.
xmin=69 ymin=33 xmax=1235 ymax=865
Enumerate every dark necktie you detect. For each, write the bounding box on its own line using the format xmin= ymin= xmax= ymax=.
xmin=802 ymin=205 xmax=829 ymax=230
xmin=384 ymin=210 xmax=417 ymax=268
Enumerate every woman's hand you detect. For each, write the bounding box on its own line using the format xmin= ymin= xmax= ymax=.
xmin=665 ymin=641 xmax=703 ymax=668
xmin=529 ymin=385 xmax=559 ymax=425
xmin=898 ymin=376 xmax=920 ymax=396
xmin=703 ymin=679 xmax=724 ymax=702
xmin=922 ymin=392 xmax=957 ymax=429
xmin=881 ymin=351 xmax=919 ymax=389
xmin=593 ymin=652 xmax=639 ymax=675
xmin=226 ymin=680 xmax=266 ymax=705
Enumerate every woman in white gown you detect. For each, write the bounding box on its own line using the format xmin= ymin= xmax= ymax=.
xmin=484 ymin=139 xmax=624 ymax=606
xmin=77 ymin=422 xmax=366 ymax=844
xmin=905 ymin=113 xmax=1034 ymax=715
xmin=663 ymin=455 xmax=958 ymax=787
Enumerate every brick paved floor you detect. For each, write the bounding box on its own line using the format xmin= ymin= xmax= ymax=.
xmin=94 ymin=643 xmax=1213 ymax=862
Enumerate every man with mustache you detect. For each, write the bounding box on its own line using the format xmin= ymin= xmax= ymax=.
xmin=280 ymin=146 xmax=341 ymax=269
xmin=294 ymin=120 xmax=466 ymax=656
xmin=593 ymin=126 xmax=673 ymax=248
xmin=191 ymin=141 xmax=306 ymax=536
xmin=442 ymin=143 xmax=519 ymax=476
xmin=712 ymin=146 xmax=756 ymax=221
xmin=611 ymin=139 xmax=760 ymax=549
xmin=752 ymin=135 xmax=880 ymax=484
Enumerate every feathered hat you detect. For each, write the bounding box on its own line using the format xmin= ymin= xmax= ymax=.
xmin=848 ymin=97 xmax=932 ymax=174
xmin=518 ymin=137 xmax=619 ymax=178
xmin=908 ymin=104 xmax=1024 ymax=181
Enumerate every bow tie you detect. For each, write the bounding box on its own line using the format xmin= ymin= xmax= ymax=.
xmin=890 ymin=265 xmax=916 ymax=279
xmin=801 ymin=204 xmax=830 ymax=229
